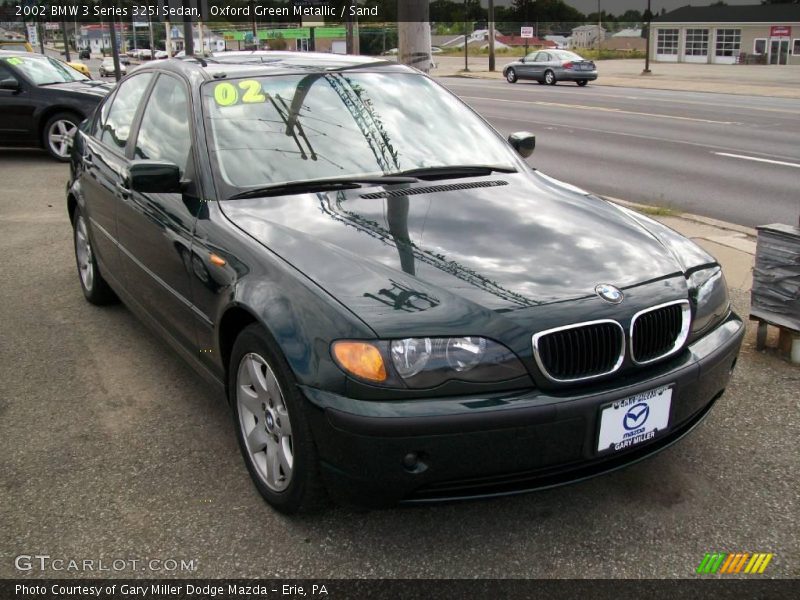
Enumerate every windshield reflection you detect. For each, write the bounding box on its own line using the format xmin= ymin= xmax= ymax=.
xmin=203 ymin=72 xmax=516 ymax=195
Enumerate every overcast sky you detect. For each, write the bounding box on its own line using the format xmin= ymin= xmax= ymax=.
xmin=495 ymin=0 xmax=758 ymax=17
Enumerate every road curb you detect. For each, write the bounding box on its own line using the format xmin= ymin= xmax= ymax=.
xmin=603 ymin=196 xmax=757 ymax=241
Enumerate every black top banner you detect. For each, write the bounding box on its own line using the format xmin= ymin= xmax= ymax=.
xmin=2 ymin=579 xmax=799 ymax=600
xmin=0 ymin=0 xmax=551 ymax=25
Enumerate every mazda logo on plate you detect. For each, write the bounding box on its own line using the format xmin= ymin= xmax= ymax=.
xmin=595 ymin=283 xmax=623 ymax=304
xmin=623 ymin=403 xmax=650 ymax=431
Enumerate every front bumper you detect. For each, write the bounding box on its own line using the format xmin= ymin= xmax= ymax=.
xmin=302 ymin=313 xmax=744 ymax=506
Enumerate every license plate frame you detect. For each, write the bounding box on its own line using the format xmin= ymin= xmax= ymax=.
xmin=597 ymin=385 xmax=673 ymax=454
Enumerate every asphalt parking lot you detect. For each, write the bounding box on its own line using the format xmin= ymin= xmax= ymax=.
xmin=0 ymin=150 xmax=798 ymax=579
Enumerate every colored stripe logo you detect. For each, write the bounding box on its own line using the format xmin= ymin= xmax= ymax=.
xmin=696 ymin=552 xmax=774 ymax=574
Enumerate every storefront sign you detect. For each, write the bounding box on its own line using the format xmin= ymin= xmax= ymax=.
xmin=770 ymin=26 xmax=791 ymax=37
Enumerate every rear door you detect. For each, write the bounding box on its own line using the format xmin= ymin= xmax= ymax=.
xmin=529 ymin=52 xmax=548 ymax=79
xmin=116 ymin=72 xmax=203 ymax=351
xmin=81 ymin=72 xmax=154 ymax=279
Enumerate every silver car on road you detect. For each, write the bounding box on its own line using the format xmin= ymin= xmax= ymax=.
xmin=504 ymin=50 xmax=598 ymax=86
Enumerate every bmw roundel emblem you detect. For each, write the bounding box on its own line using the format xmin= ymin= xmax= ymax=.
xmin=595 ymin=283 xmax=624 ymax=304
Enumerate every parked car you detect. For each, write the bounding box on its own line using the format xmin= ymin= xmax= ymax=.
xmin=66 ymin=60 xmax=92 ymax=78
xmin=67 ymin=55 xmax=742 ymax=513
xmin=0 ymin=50 xmax=112 ymax=160
xmin=504 ymin=49 xmax=598 ymax=86
xmin=0 ymin=39 xmax=33 ymax=52
xmin=99 ymin=57 xmax=127 ymax=78
xmin=78 ymin=48 xmax=91 ymax=60
xmin=154 ymin=50 xmax=169 ymax=60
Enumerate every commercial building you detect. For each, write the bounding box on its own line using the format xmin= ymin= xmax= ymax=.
xmin=651 ymin=4 xmax=800 ymax=65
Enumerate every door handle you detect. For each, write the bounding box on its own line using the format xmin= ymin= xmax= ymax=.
xmin=116 ymin=182 xmax=131 ymax=198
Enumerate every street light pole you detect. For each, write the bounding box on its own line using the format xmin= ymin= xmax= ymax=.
xmin=463 ymin=0 xmax=469 ymax=72
xmin=488 ymin=0 xmax=495 ymax=72
xmin=643 ymin=0 xmax=652 ymax=74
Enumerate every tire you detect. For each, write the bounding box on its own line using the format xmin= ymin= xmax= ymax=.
xmin=229 ymin=324 xmax=327 ymax=514
xmin=544 ymin=70 xmax=556 ymax=85
xmin=72 ymin=208 xmax=117 ymax=305
xmin=577 ymin=79 xmax=588 ymax=87
xmin=43 ymin=112 xmax=80 ymax=161
xmin=505 ymin=68 xmax=517 ymax=83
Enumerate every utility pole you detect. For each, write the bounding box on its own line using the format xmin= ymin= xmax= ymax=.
xmin=183 ymin=19 xmax=194 ymax=56
xmin=597 ymin=0 xmax=602 ymax=51
xmin=397 ymin=0 xmax=432 ymax=74
xmin=148 ymin=15 xmax=155 ymax=56
xmin=60 ymin=19 xmax=70 ymax=61
xmin=198 ymin=20 xmax=204 ymax=54
xmin=109 ymin=9 xmax=121 ymax=81
xmin=488 ymin=0 xmax=495 ymax=72
xmin=642 ymin=0 xmax=652 ymax=74
xmin=165 ymin=20 xmax=172 ymax=56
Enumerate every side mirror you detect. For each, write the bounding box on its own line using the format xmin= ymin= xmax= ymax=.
xmin=0 ymin=77 xmax=20 ymax=91
xmin=519 ymin=57 xmax=526 ymax=63
xmin=508 ymin=131 xmax=536 ymax=158
xmin=127 ymin=160 xmax=182 ymax=194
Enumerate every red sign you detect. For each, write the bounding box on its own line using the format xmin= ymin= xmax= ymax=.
xmin=770 ymin=26 xmax=791 ymax=37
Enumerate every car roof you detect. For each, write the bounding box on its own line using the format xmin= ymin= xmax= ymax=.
xmin=130 ymin=51 xmax=413 ymax=82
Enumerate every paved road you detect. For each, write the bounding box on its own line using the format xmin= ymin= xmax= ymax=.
xmin=437 ymin=77 xmax=800 ymax=228
xmin=1 ymin=153 xmax=798 ymax=579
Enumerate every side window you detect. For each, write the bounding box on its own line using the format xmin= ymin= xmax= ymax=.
xmin=100 ymin=73 xmax=153 ymax=152
xmin=527 ymin=52 xmax=539 ymax=62
xmin=0 ymin=62 xmax=18 ymax=83
xmin=91 ymin=91 xmax=116 ymax=138
xmin=133 ymin=75 xmax=192 ymax=175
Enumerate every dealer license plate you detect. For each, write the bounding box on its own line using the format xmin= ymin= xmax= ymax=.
xmin=597 ymin=385 xmax=672 ymax=453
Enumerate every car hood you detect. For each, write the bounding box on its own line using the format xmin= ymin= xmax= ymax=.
xmin=221 ymin=171 xmax=699 ymax=336
xmin=42 ymin=80 xmax=113 ymax=98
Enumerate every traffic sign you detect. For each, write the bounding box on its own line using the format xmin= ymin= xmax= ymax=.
xmin=521 ymin=27 xmax=534 ymax=39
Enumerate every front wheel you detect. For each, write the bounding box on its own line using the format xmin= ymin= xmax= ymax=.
xmin=544 ymin=70 xmax=556 ymax=85
xmin=505 ymin=68 xmax=517 ymax=83
xmin=43 ymin=112 xmax=80 ymax=161
xmin=577 ymin=79 xmax=588 ymax=87
xmin=230 ymin=324 xmax=327 ymax=514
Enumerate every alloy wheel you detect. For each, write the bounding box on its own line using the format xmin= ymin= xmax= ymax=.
xmin=236 ymin=353 xmax=293 ymax=492
xmin=75 ymin=215 xmax=94 ymax=291
xmin=48 ymin=119 xmax=77 ymax=158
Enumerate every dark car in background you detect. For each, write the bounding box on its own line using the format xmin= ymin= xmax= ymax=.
xmin=504 ymin=50 xmax=598 ymax=86
xmin=67 ymin=55 xmax=742 ymax=514
xmin=0 ymin=50 xmax=112 ymax=160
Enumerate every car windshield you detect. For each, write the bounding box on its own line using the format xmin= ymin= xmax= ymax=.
xmin=552 ymin=51 xmax=586 ymax=61
xmin=1 ymin=54 xmax=87 ymax=84
xmin=202 ymin=71 xmax=517 ymax=195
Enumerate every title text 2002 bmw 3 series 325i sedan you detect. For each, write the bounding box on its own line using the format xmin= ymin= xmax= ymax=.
xmin=67 ymin=54 xmax=743 ymax=513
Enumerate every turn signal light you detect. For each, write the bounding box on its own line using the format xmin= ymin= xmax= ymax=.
xmin=332 ymin=341 xmax=387 ymax=383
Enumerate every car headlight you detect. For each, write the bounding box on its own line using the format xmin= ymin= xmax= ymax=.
xmin=688 ymin=266 xmax=730 ymax=338
xmin=332 ymin=337 xmax=527 ymax=388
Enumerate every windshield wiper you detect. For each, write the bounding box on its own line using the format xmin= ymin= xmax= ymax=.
xmin=394 ymin=165 xmax=517 ymax=180
xmin=227 ymin=176 xmax=419 ymax=200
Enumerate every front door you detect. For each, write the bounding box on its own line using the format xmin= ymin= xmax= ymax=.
xmin=83 ymin=72 xmax=155 ymax=279
xmin=117 ymin=72 xmax=201 ymax=351
xmin=0 ymin=61 xmax=36 ymax=145
xmin=769 ymin=39 xmax=789 ymax=65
